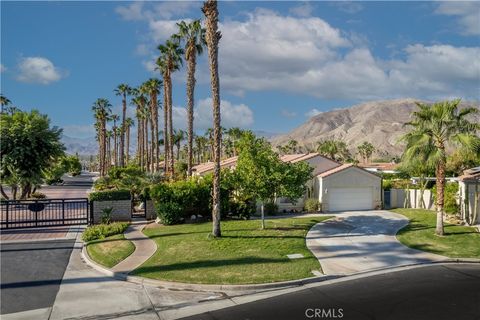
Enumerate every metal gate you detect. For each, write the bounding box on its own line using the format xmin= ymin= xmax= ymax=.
xmin=131 ymin=197 xmax=146 ymax=219
xmin=0 ymin=198 xmax=89 ymax=229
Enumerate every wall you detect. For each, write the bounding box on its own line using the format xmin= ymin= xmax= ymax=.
xmin=320 ymin=167 xmax=382 ymax=211
xmin=389 ymin=189 xmax=434 ymax=210
xmin=459 ymin=181 xmax=480 ymax=225
xmin=145 ymin=200 xmax=157 ymax=220
xmin=92 ymin=200 xmax=131 ymax=224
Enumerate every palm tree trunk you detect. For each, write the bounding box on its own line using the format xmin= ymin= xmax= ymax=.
xmin=120 ymin=94 xmax=126 ymax=167
xmin=150 ymin=113 xmax=155 ymax=172
xmin=101 ymin=122 xmax=107 ymax=176
xmin=144 ymin=118 xmax=149 ymax=172
xmin=167 ymin=77 xmax=175 ymax=178
xmin=163 ymin=80 xmax=169 ymax=174
xmin=435 ymin=160 xmax=446 ymax=236
xmin=186 ymin=53 xmax=196 ymax=177
xmin=0 ymin=185 xmax=9 ymax=200
xmin=126 ymin=126 xmax=130 ymax=165
xmin=203 ymin=0 xmax=222 ymax=237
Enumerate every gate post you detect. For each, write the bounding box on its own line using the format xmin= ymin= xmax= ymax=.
xmin=62 ymin=199 xmax=65 ymax=224
xmin=6 ymin=201 xmax=9 ymax=229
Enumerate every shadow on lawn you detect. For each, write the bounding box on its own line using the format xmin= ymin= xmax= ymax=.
xmin=133 ymin=256 xmax=288 ymax=274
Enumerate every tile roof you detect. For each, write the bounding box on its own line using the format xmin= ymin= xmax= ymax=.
xmin=317 ymin=163 xmax=354 ymax=178
xmin=192 ymin=156 xmax=238 ymax=175
xmin=358 ymin=162 xmax=399 ymax=171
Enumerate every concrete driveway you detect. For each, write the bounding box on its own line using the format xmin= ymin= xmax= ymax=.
xmin=306 ymin=210 xmax=446 ymax=275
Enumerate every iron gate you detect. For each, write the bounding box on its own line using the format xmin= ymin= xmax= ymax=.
xmin=0 ymin=198 xmax=89 ymax=229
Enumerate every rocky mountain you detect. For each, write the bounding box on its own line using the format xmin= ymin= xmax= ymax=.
xmin=61 ymin=135 xmax=99 ymax=155
xmin=271 ymin=99 xmax=479 ymax=157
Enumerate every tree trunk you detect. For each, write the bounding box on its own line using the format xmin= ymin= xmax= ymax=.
xmin=186 ymin=52 xmax=196 ymax=177
xmin=435 ymin=161 xmax=446 ymax=236
xmin=101 ymin=122 xmax=107 ymax=176
xmin=150 ymin=110 xmax=155 ymax=172
xmin=203 ymin=0 xmax=222 ymax=237
xmin=167 ymin=77 xmax=175 ymax=178
xmin=113 ymin=131 xmax=117 ymax=167
xmin=144 ymin=118 xmax=149 ymax=172
xmin=261 ymin=203 xmax=265 ymax=230
xmin=163 ymin=79 xmax=169 ymax=174
xmin=0 ymin=185 xmax=9 ymax=200
xmin=126 ymin=126 xmax=130 ymax=165
xmin=119 ymin=94 xmax=126 ymax=167
xmin=12 ymin=186 xmax=17 ymax=200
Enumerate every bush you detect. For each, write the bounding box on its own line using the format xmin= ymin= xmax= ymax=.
xmin=155 ymin=201 xmax=185 ymax=225
xmin=101 ymin=207 xmax=113 ymax=224
xmin=304 ymin=198 xmax=319 ymax=212
xmin=264 ymin=202 xmax=278 ymax=215
xmin=82 ymin=222 xmax=129 ymax=242
xmin=30 ymin=192 xmax=47 ymax=199
xmin=433 ymin=182 xmax=459 ymax=215
xmin=229 ymin=200 xmax=255 ymax=220
xmin=89 ymin=189 xmax=131 ymax=201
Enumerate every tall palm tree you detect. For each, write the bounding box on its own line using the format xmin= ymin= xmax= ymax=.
xmin=106 ymin=130 xmax=112 ymax=170
xmin=158 ymin=39 xmax=184 ymax=178
xmin=173 ymin=129 xmax=186 ymax=160
xmin=203 ymin=0 xmax=222 ymax=237
xmin=402 ymin=99 xmax=480 ymax=235
xmin=175 ymin=20 xmax=206 ymax=177
xmin=226 ymin=127 xmax=243 ymax=156
xmin=114 ymin=84 xmax=132 ymax=167
xmin=357 ymin=141 xmax=375 ymax=164
xmin=92 ymin=98 xmax=112 ymax=176
xmin=110 ymin=114 xmax=120 ymax=167
xmin=0 ymin=94 xmax=11 ymax=113
xmin=317 ymin=139 xmax=350 ymax=162
xmin=131 ymin=88 xmax=146 ymax=169
xmin=155 ymin=57 xmax=169 ymax=174
xmin=125 ymin=117 xmax=134 ymax=165
xmin=144 ymin=78 xmax=162 ymax=172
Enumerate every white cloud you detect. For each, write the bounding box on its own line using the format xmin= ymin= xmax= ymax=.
xmin=171 ymin=98 xmax=254 ymax=130
xmin=16 ymin=57 xmax=65 ymax=84
xmin=331 ymin=1 xmax=363 ymax=14
xmin=289 ymin=2 xmax=314 ymax=17
xmin=281 ymin=109 xmax=297 ymax=118
xmin=115 ymin=1 xmax=199 ymax=21
xmin=115 ymin=1 xmax=144 ymax=21
xmin=435 ymin=2 xmax=480 ymax=36
xmin=305 ymin=108 xmax=322 ymax=118
xmin=0 ymin=64 xmax=6 ymax=73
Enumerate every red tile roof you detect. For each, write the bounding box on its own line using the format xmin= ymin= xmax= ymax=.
xmin=317 ymin=163 xmax=353 ymax=178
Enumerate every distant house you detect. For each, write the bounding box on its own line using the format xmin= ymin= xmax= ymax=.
xmin=358 ymin=162 xmax=399 ymax=174
xmin=458 ymin=167 xmax=480 ymax=226
xmin=192 ymin=153 xmax=382 ymax=212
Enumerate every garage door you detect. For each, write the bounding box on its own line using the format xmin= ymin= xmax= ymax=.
xmin=328 ymin=187 xmax=374 ymax=211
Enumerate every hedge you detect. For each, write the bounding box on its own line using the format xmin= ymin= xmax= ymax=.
xmin=82 ymin=222 xmax=129 ymax=242
xmin=88 ymin=189 xmax=131 ymax=201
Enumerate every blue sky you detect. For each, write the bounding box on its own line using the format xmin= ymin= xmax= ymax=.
xmin=1 ymin=1 xmax=479 ymax=138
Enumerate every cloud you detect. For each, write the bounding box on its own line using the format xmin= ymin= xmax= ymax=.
xmin=171 ymin=98 xmax=254 ymax=130
xmin=305 ymin=109 xmax=322 ymax=118
xmin=289 ymin=2 xmax=314 ymax=17
xmin=331 ymin=1 xmax=363 ymax=14
xmin=0 ymin=64 xmax=6 ymax=73
xmin=281 ymin=109 xmax=297 ymax=118
xmin=435 ymin=2 xmax=480 ymax=35
xmin=115 ymin=1 xmax=199 ymax=21
xmin=16 ymin=57 xmax=65 ymax=84
xmin=115 ymin=1 xmax=144 ymax=21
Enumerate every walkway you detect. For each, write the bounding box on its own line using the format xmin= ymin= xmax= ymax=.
xmin=306 ymin=210 xmax=446 ymax=275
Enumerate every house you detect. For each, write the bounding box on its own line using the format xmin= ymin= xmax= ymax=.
xmin=458 ymin=167 xmax=480 ymax=226
xmin=358 ymin=162 xmax=399 ymax=174
xmin=192 ymin=153 xmax=382 ymax=212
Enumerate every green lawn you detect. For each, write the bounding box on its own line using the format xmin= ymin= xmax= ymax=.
xmin=86 ymin=234 xmax=136 ymax=268
xmin=132 ymin=217 xmax=331 ymax=284
xmin=394 ymin=209 xmax=480 ymax=259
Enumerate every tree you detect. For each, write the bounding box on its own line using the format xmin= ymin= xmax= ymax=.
xmin=446 ymin=149 xmax=480 ymax=176
xmin=114 ymin=84 xmax=132 ymax=167
xmin=110 ymin=114 xmax=120 ymax=167
xmin=235 ymin=132 xmax=313 ymax=229
xmin=173 ymin=129 xmax=186 ymax=160
xmin=125 ymin=117 xmax=134 ymax=165
xmin=131 ymin=88 xmax=146 ymax=170
xmin=203 ymin=0 xmax=222 ymax=237
xmin=157 ymin=39 xmax=184 ymax=178
xmin=144 ymin=78 xmax=162 ymax=172
xmin=0 ymin=94 xmax=11 ymax=113
xmin=175 ymin=20 xmax=206 ymax=177
xmin=357 ymin=141 xmax=375 ymax=164
xmin=402 ymin=99 xmax=480 ymax=236
xmin=317 ymin=139 xmax=350 ymax=162
xmin=92 ymin=98 xmax=112 ymax=176
xmin=1 ymin=110 xmax=65 ymax=199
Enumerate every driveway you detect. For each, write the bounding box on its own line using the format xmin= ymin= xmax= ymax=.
xmin=306 ymin=210 xmax=446 ymax=275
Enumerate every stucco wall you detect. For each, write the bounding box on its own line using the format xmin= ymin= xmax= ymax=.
xmin=319 ymin=167 xmax=382 ymax=211
xmin=459 ymin=181 xmax=480 ymax=225
xmin=145 ymin=200 xmax=157 ymax=220
xmin=92 ymin=200 xmax=131 ymax=224
xmin=389 ymin=189 xmax=434 ymax=210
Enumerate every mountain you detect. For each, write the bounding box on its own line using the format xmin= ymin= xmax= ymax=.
xmin=61 ymin=135 xmax=98 ymax=155
xmin=271 ymin=99 xmax=480 ymax=157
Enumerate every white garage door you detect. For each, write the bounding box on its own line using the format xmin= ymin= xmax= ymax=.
xmin=328 ymin=187 xmax=374 ymax=211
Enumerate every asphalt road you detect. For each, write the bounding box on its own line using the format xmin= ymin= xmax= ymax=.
xmin=0 ymin=239 xmax=75 ymax=315
xmin=182 ymin=263 xmax=480 ymax=320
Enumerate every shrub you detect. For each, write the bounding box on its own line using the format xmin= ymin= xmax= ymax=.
xmin=101 ymin=207 xmax=114 ymax=224
xmin=264 ymin=202 xmax=278 ymax=215
xmin=432 ymin=182 xmax=459 ymax=215
xmin=155 ymin=202 xmax=184 ymax=225
xmin=304 ymin=198 xmax=319 ymax=212
xmin=82 ymin=222 xmax=129 ymax=242
xmin=89 ymin=189 xmax=131 ymax=201
xmin=229 ymin=200 xmax=255 ymax=220
xmin=30 ymin=192 xmax=47 ymax=199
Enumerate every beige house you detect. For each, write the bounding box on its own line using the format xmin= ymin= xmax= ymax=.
xmin=192 ymin=153 xmax=382 ymax=212
xmin=458 ymin=167 xmax=480 ymax=226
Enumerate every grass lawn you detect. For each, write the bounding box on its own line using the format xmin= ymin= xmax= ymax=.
xmin=394 ymin=208 xmax=480 ymax=259
xmin=86 ymin=234 xmax=136 ymax=268
xmin=132 ymin=217 xmax=331 ymax=284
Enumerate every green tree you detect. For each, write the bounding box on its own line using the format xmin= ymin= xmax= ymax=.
xmin=357 ymin=141 xmax=375 ymax=164
xmin=235 ymin=132 xmax=313 ymax=229
xmin=124 ymin=117 xmax=134 ymax=165
xmin=203 ymin=0 xmax=222 ymax=237
xmin=92 ymin=98 xmax=112 ymax=176
xmin=175 ymin=19 xmax=206 ymax=177
xmin=173 ymin=129 xmax=186 ymax=160
xmin=402 ymin=99 xmax=480 ymax=235
xmin=144 ymin=78 xmax=162 ymax=172
xmin=317 ymin=139 xmax=350 ymax=162
xmin=1 ymin=110 xmax=65 ymax=199
xmin=114 ymin=84 xmax=132 ymax=167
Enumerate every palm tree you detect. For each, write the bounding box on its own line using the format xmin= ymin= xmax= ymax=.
xmin=173 ymin=129 xmax=186 ymax=160
xmin=144 ymin=78 xmax=162 ymax=172
xmin=226 ymin=127 xmax=243 ymax=156
xmin=357 ymin=141 xmax=375 ymax=164
xmin=124 ymin=117 xmax=134 ymax=165
xmin=402 ymin=99 xmax=480 ymax=235
xmin=317 ymin=139 xmax=350 ymax=162
xmin=203 ymin=0 xmax=222 ymax=237
xmin=114 ymin=84 xmax=132 ymax=167
xmin=131 ymin=88 xmax=146 ymax=169
xmin=110 ymin=114 xmax=120 ymax=166
xmin=194 ymin=135 xmax=208 ymax=163
xmin=157 ymin=39 xmax=184 ymax=178
xmin=92 ymin=98 xmax=112 ymax=176
xmin=0 ymin=94 xmax=11 ymax=113
xmin=106 ymin=130 xmax=113 ymax=170
xmin=156 ymin=57 xmax=169 ymax=174
xmin=175 ymin=20 xmax=206 ymax=177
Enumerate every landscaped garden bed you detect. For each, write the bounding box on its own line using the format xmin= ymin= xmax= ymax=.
xmin=132 ymin=216 xmax=331 ymax=284
xmin=394 ymin=209 xmax=480 ymax=259
xmin=86 ymin=234 xmax=135 ymax=268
